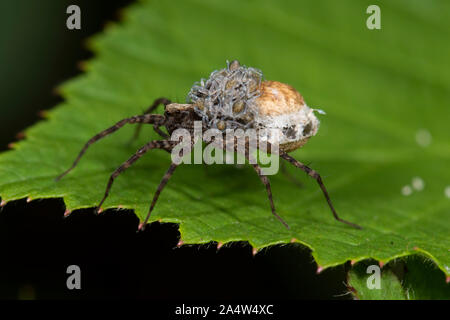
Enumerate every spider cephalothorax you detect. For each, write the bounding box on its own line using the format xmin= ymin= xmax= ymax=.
xmin=56 ymin=60 xmax=362 ymax=231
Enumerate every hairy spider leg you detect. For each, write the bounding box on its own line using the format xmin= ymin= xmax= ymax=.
xmin=130 ymin=97 xmax=172 ymax=143
xmin=217 ymin=137 xmax=290 ymax=229
xmin=95 ymin=140 xmax=175 ymax=214
xmin=249 ymin=160 xmax=290 ymax=229
xmin=55 ymin=114 xmax=165 ymax=181
xmin=279 ymin=151 xmax=362 ymax=229
xmin=139 ymin=139 xmax=199 ymax=231
xmin=138 ymin=162 xmax=178 ymax=231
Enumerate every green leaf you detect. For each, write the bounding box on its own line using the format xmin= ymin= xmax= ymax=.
xmin=348 ymin=256 xmax=450 ymax=299
xmin=1 ymin=0 xmax=449 ymax=277
xmin=402 ymin=255 xmax=450 ymax=299
xmin=348 ymin=260 xmax=406 ymax=300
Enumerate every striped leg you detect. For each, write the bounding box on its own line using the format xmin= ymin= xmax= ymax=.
xmin=96 ymin=140 xmax=175 ymax=213
xmin=249 ymin=161 xmax=290 ymax=229
xmin=138 ymin=139 xmax=196 ymax=230
xmin=56 ymin=114 xmax=165 ymax=181
xmin=138 ymin=162 xmax=178 ymax=231
xmin=130 ymin=97 xmax=171 ymax=142
xmin=279 ymin=151 xmax=362 ymax=229
xmin=235 ymin=140 xmax=290 ymax=229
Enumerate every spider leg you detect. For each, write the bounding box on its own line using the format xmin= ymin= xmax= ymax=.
xmin=95 ymin=140 xmax=175 ymax=213
xmin=216 ymin=137 xmax=290 ymax=229
xmin=129 ymin=97 xmax=171 ymax=143
xmin=153 ymin=125 xmax=169 ymax=139
xmin=138 ymin=162 xmax=178 ymax=231
xmin=139 ymin=138 xmax=196 ymax=231
xmin=280 ymin=160 xmax=303 ymax=188
xmin=143 ymin=97 xmax=172 ymax=114
xmin=279 ymin=150 xmax=362 ymax=229
xmin=245 ymin=153 xmax=290 ymax=229
xmin=56 ymin=114 xmax=165 ymax=181
xmin=251 ymin=163 xmax=290 ymax=229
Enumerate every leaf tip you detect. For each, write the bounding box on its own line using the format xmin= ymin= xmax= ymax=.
xmin=26 ymin=197 xmax=32 ymax=203
xmin=137 ymin=222 xmax=146 ymax=232
xmin=63 ymin=209 xmax=72 ymax=218
xmin=0 ymin=200 xmax=7 ymax=207
xmin=379 ymin=261 xmax=385 ymax=268
xmin=252 ymin=247 xmax=258 ymax=256
xmin=177 ymin=240 xmax=184 ymax=248
xmin=446 ymin=276 xmax=450 ymax=284
xmin=290 ymin=237 xmax=297 ymax=243
xmin=316 ymin=266 xmax=324 ymax=274
xmin=217 ymin=242 xmax=223 ymax=250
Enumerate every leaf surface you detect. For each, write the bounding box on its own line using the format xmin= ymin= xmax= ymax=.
xmin=0 ymin=0 xmax=449 ymax=276
xmin=348 ymin=260 xmax=406 ymax=300
xmin=349 ymin=257 xmax=450 ymax=299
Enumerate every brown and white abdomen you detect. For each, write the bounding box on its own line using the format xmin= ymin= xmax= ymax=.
xmin=251 ymin=81 xmax=320 ymax=152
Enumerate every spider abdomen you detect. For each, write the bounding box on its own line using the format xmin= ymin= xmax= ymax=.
xmin=253 ymin=80 xmax=320 ymax=152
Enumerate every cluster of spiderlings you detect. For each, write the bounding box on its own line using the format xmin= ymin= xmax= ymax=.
xmin=187 ymin=60 xmax=263 ymax=131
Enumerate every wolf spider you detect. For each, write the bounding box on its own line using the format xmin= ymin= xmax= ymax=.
xmin=56 ymin=60 xmax=362 ymax=231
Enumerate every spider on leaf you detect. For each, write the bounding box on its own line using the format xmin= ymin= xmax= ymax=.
xmin=56 ymin=60 xmax=362 ymax=231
